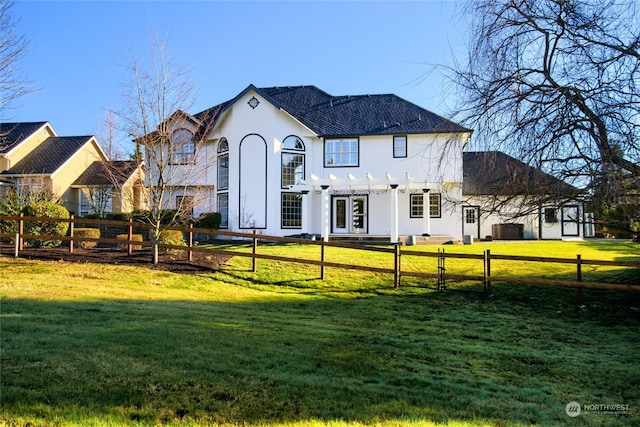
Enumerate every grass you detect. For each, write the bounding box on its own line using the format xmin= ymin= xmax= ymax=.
xmin=1 ymin=240 xmax=639 ymax=426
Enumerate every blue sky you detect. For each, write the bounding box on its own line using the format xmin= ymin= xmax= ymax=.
xmin=8 ymin=1 xmax=467 ymax=153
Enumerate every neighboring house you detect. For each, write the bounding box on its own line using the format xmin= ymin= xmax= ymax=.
xmin=71 ymin=160 xmax=145 ymax=217
xmin=462 ymin=151 xmax=595 ymax=240
xmin=144 ymin=84 xmax=473 ymax=242
xmin=0 ymin=121 xmax=144 ymax=217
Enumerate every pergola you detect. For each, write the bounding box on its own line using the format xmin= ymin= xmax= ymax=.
xmin=290 ymin=171 xmax=437 ymax=243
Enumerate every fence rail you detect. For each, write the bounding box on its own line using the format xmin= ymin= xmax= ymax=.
xmin=1 ymin=214 xmax=639 ymax=302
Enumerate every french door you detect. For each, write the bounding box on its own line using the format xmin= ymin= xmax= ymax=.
xmin=463 ymin=206 xmax=480 ymax=239
xmin=332 ymin=196 xmax=367 ymax=234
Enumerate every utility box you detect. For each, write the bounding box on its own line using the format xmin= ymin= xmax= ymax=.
xmin=462 ymin=235 xmax=474 ymax=245
xmin=492 ymin=223 xmax=524 ymax=240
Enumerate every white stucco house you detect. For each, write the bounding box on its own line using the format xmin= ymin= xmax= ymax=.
xmin=145 ymin=84 xmax=593 ymax=242
xmin=145 ymin=84 xmax=472 ymax=242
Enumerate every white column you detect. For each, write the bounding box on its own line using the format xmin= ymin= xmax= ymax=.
xmin=321 ymin=185 xmax=330 ymax=242
xmin=301 ymin=190 xmax=309 ymax=235
xmin=423 ymin=188 xmax=431 ymax=236
xmin=390 ymin=184 xmax=399 ymax=243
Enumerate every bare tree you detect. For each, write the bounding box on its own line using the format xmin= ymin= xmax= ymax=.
xmin=117 ymin=32 xmax=213 ymax=264
xmin=0 ymin=0 xmax=31 ymax=122
xmin=453 ymin=0 xmax=640 ymax=207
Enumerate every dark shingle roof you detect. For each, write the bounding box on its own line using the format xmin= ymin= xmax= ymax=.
xmin=193 ymin=85 xmax=471 ymax=138
xmin=0 ymin=122 xmax=49 ymax=154
xmin=73 ymin=160 xmax=141 ymax=187
xmin=261 ymin=86 xmax=471 ymax=136
xmin=463 ymin=151 xmax=577 ymax=197
xmin=3 ymin=136 xmax=93 ymax=175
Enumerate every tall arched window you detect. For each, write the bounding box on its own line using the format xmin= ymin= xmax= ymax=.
xmin=281 ymin=136 xmax=305 ymax=230
xmin=281 ymin=135 xmax=305 ymax=188
xmin=170 ymin=128 xmax=195 ymax=164
xmin=217 ymin=138 xmax=229 ymax=228
xmin=217 ymin=138 xmax=229 ymax=190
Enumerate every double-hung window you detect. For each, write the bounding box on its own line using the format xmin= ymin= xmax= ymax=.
xmin=324 ymin=138 xmax=358 ymax=167
xmin=393 ymin=136 xmax=407 ymax=158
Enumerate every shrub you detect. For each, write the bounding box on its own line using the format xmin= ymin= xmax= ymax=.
xmin=158 ymin=229 xmax=186 ymax=249
xmin=116 ymin=234 xmax=143 ymax=250
xmin=74 ymin=228 xmax=100 ymax=249
xmin=23 ymin=202 xmax=70 ymax=247
xmin=197 ymin=212 xmax=221 ymax=230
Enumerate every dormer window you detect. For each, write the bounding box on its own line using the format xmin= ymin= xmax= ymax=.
xmin=170 ymin=128 xmax=195 ymax=165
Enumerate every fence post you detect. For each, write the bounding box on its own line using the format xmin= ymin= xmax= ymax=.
xmin=127 ymin=218 xmax=133 ymax=256
xmin=394 ymin=243 xmax=401 ymax=289
xmin=69 ymin=215 xmax=75 ymax=254
xmin=188 ymin=223 xmax=194 ymax=262
xmin=485 ymin=249 xmax=492 ymax=295
xmin=14 ymin=231 xmax=19 ymax=258
xmin=576 ymin=254 xmax=583 ymax=306
xmin=437 ymin=248 xmax=446 ymax=291
xmin=252 ymin=230 xmax=258 ymax=273
xmin=320 ymin=240 xmax=326 ymax=280
xmin=18 ymin=213 xmax=24 ymax=251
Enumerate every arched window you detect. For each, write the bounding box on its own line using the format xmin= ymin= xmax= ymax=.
xmin=281 ymin=135 xmax=305 ymax=188
xmin=283 ymin=135 xmax=305 ymax=151
xmin=170 ymin=128 xmax=195 ymax=164
xmin=217 ymin=138 xmax=229 ymax=153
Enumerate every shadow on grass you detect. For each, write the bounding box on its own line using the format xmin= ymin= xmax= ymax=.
xmin=2 ymin=287 xmax=639 ymax=426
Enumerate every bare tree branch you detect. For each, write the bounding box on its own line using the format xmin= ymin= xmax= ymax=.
xmin=452 ymin=0 xmax=640 ymax=208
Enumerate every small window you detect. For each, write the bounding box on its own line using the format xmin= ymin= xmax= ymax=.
xmin=170 ymin=129 xmax=195 ymax=165
xmin=544 ymin=207 xmax=558 ymax=223
xmin=409 ymin=193 xmax=441 ymax=218
xmin=281 ymin=193 xmax=302 ymax=228
xmin=324 ymin=138 xmax=358 ymax=167
xmin=393 ymin=136 xmax=407 ymax=158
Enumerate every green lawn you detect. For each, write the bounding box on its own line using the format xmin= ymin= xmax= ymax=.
xmin=1 ymin=240 xmax=639 ymax=426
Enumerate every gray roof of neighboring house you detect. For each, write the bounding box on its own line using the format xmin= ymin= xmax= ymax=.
xmin=0 ymin=122 xmax=49 ymax=154
xmin=193 ymin=84 xmax=471 ymax=138
xmin=2 ymin=136 xmax=94 ymax=175
xmin=463 ymin=151 xmax=577 ymax=197
xmin=73 ymin=160 xmax=141 ymax=187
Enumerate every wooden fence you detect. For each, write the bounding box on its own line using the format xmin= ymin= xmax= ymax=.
xmin=1 ymin=214 xmax=639 ymax=302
